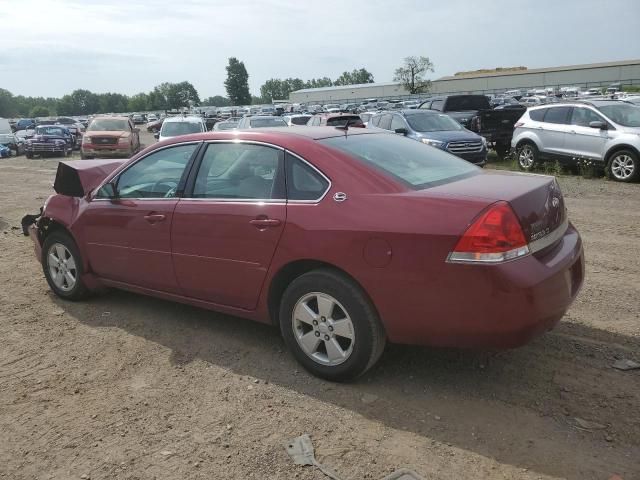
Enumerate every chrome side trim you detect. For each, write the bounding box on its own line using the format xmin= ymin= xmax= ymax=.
xmin=528 ymin=216 xmax=569 ymax=254
xmin=203 ymin=139 xmax=285 ymax=151
xmin=178 ymin=199 xmax=287 ymax=205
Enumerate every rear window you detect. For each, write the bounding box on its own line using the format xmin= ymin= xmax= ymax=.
xmin=326 ymin=116 xmax=362 ymax=127
xmin=320 ymin=133 xmax=478 ymax=189
xmin=250 ymin=117 xmax=287 ymax=128
xmin=161 ymin=121 xmax=204 ymax=136
xmin=291 ymin=116 xmax=311 ymax=125
xmin=543 ymin=107 xmax=570 ymax=124
xmin=445 ymin=96 xmax=490 ymax=111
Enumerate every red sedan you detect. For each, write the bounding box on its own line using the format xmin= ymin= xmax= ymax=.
xmin=24 ymin=128 xmax=584 ymax=381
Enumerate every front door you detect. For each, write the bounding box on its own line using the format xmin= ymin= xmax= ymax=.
xmin=172 ymin=142 xmax=286 ymax=309
xmin=81 ymin=142 xmax=200 ymax=292
xmin=565 ymin=107 xmax=609 ymax=160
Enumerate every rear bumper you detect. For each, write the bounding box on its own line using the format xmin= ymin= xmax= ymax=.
xmin=375 ymin=224 xmax=584 ymax=349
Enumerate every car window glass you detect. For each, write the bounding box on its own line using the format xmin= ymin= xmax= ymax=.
xmin=378 ymin=114 xmax=392 ymax=130
xmin=390 ymin=115 xmax=406 ymax=131
xmin=570 ymin=108 xmax=604 ymax=127
xmin=543 ymin=107 xmax=570 ymax=124
xmin=529 ymin=109 xmax=546 ymax=121
xmin=104 ymin=144 xmax=197 ymax=199
xmin=193 ymin=143 xmax=284 ymax=199
xmin=370 ymin=115 xmax=381 ymax=127
xmin=286 ymin=153 xmax=329 ymax=201
xmin=430 ymin=100 xmax=444 ymax=111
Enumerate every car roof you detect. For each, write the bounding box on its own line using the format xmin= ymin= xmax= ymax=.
xmin=163 ymin=115 xmax=204 ymax=123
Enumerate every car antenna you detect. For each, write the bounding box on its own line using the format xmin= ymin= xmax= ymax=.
xmin=335 ymin=119 xmax=352 ymax=136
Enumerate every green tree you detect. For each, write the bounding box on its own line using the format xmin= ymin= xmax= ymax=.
xmin=30 ymin=106 xmax=50 ymax=117
xmin=224 ymin=57 xmax=251 ymax=105
xmin=0 ymin=88 xmax=16 ymax=117
xmin=305 ymin=77 xmax=333 ymax=89
xmin=334 ymin=68 xmax=374 ymax=86
xmin=169 ymin=81 xmax=200 ymax=108
xmin=393 ymin=56 xmax=434 ymax=94
xmin=203 ymin=95 xmax=231 ymax=107
xmin=99 ymin=92 xmax=129 ymax=113
xmin=128 ymin=93 xmax=150 ymax=112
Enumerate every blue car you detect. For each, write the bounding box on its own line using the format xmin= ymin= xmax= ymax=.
xmin=24 ymin=125 xmax=73 ymax=158
xmin=369 ymin=109 xmax=487 ymax=165
xmin=0 ymin=144 xmax=10 ymax=158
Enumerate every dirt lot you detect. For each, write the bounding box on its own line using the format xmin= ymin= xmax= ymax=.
xmin=1 ymin=138 xmax=639 ymax=479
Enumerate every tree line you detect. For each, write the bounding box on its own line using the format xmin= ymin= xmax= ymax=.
xmin=0 ymin=56 xmax=433 ymax=117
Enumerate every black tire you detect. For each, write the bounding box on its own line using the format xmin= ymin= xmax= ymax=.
xmin=606 ymin=149 xmax=639 ymax=183
xmin=42 ymin=231 xmax=89 ymax=301
xmin=279 ymin=269 xmax=386 ymax=382
xmin=26 ymin=152 xmax=33 ymax=159
xmin=516 ymin=141 xmax=539 ymax=171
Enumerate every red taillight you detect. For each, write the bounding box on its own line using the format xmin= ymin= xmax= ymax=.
xmin=448 ymin=201 xmax=529 ymax=263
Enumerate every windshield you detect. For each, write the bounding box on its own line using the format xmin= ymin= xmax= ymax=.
xmin=406 ymin=113 xmax=463 ymax=132
xmin=320 ymin=133 xmax=478 ymax=189
xmin=161 ymin=121 xmax=203 ymax=136
xmin=36 ymin=126 xmax=65 ymax=136
xmin=249 ymin=117 xmax=287 ymax=128
xmin=446 ymin=96 xmax=490 ymax=111
xmin=88 ymin=118 xmax=128 ymax=131
xmin=597 ymin=104 xmax=640 ymax=127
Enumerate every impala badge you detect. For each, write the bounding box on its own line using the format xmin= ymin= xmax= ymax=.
xmin=552 ymin=197 xmax=560 ymax=208
xmin=333 ymin=192 xmax=347 ymax=202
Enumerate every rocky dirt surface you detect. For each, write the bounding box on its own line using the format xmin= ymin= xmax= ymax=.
xmin=0 ymin=145 xmax=638 ymax=479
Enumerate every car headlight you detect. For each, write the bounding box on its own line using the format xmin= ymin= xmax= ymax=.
xmin=82 ymin=136 xmax=91 ymax=144
xmin=421 ymin=138 xmax=445 ymax=148
xmin=118 ymin=137 xmax=129 ymax=145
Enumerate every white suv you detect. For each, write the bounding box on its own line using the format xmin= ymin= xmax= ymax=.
xmin=511 ymin=100 xmax=640 ymax=182
xmin=156 ymin=115 xmax=206 ymax=142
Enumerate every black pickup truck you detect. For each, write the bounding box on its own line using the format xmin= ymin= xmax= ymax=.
xmin=419 ymin=95 xmax=525 ymax=157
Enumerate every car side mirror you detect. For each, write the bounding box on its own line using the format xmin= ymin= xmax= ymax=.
xmin=394 ymin=128 xmax=408 ymax=135
xmin=153 ymin=132 xmax=160 ymax=140
xmin=589 ymin=121 xmax=607 ymax=130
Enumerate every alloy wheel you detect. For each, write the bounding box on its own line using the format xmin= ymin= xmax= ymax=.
xmin=47 ymin=243 xmax=77 ymax=292
xmin=292 ymin=292 xmax=355 ymax=366
xmin=610 ymin=154 xmax=635 ymax=180
xmin=518 ymin=145 xmax=535 ymax=169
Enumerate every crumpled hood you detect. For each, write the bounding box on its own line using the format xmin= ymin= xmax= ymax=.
xmin=54 ymin=159 xmax=126 ymax=197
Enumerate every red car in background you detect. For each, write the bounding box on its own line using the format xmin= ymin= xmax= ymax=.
xmin=24 ymin=128 xmax=584 ymax=381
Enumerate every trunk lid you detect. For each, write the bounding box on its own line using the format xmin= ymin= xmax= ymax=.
xmin=428 ymin=171 xmax=566 ymax=245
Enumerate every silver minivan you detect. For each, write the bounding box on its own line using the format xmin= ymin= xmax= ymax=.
xmin=511 ymin=100 xmax=640 ymax=182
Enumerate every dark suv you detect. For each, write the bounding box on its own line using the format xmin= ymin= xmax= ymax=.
xmin=370 ymin=110 xmax=487 ymax=165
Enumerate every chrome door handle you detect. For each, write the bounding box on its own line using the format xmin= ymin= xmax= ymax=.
xmin=250 ymin=218 xmax=281 ymax=228
xmin=144 ymin=213 xmax=166 ymax=223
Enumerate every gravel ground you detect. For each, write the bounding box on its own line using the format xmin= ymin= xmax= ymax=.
xmin=0 ymin=138 xmax=639 ymax=480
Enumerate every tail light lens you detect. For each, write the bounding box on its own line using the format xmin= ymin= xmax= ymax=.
xmin=448 ymin=201 xmax=529 ymax=263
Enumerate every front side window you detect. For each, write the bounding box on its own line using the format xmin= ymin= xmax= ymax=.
xmin=321 ymin=133 xmax=478 ymax=189
xmin=543 ymin=107 xmax=571 ymax=124
xmin=390 ymin=115 xmax=407 ymax=131
xmin=378 ymin=114 xmax=392 ymax=130
xmin=193 ymin=143 xmax=284 ymax=199
xmin=286 ymin=153 xmax=329 ymax=201
xmin=104 ymin=143 xmax=198 ymax=199
xmin=430 ymin=100 xmax=444 ymax=111
xmin=570 ymin=107 xmax=605 ymax=127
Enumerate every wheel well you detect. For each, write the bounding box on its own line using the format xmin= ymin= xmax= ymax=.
xmin=515 ymin=138 xmax=537 ymax=150
xmin=267 ymin=260 xmax=366 ymax=328
xmin=605 ymin=144 xmax=640 ymax=166
xmin=39 ymin=218 xmax=71 ymax=245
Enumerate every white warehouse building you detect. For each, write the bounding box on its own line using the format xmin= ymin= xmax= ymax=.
xmin=288 ymin=59 xmax=640 ymax=104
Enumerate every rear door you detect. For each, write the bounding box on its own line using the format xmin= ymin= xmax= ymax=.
xmin=171 ymin=141 xmax=286 ymax=309
xmin=565 ymin=106 xmax=609 ymax=160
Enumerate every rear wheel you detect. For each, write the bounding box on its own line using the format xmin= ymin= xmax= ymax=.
xmin=42 ymin=231 xmax=89 ymax=301
xmin=607 ymin=150 xmax=639 ymax=182
xmin=279 ymin=269 xmax=386 ymax=382
xmin=517 ymin=142 xmax=539 ymax=171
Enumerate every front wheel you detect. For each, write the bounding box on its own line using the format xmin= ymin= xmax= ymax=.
xmin=42 ymin=231 xmax=89 ymax=301
xmin=279 ymin=269 xmax=386 ymax=382
xmin=517 ymin=142 xmax=539 ymax=171
xmin=607 ymin=150 xmax=639 ymax=182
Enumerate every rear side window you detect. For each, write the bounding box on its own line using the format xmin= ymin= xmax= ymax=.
xmin=543 ymin=107 xmax=571 ymax=124
xmin=370 ymin=115 xmax=382 ymax=127
xmin=320 ymin=134 xmax=478 ymax=189
xmin=285 ymin=153 xmax=329 ymax=201
xmin=529 ymin=109 xmax=546 ymax=121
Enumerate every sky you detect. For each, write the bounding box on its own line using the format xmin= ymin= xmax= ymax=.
xmin=1 ymin=0 xmax=639 ymax=99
